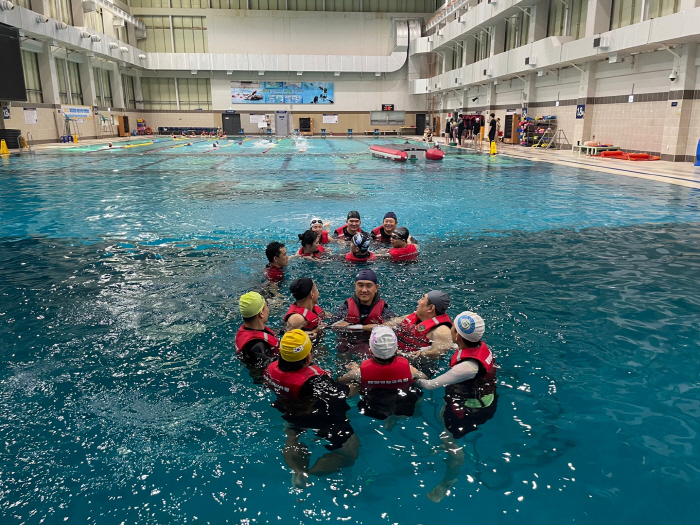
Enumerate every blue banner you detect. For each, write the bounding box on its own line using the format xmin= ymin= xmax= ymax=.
xmin=231 ymin=82 xmax=334 ymax=104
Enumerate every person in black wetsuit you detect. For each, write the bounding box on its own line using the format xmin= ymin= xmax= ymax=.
xmin=264 ymin=329 xmax=360 ymax=488
xmin=488 ymin=113 xmax=497 ymax=145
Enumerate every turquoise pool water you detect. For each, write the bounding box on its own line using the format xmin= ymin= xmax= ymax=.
xmin=1 ymin=138 xmax=699 ymax=524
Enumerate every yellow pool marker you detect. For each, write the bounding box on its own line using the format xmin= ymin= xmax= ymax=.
xmin=123 ymin=141 xmax=154 ymax=148
xmin=0 ymin=140 xmax=9 ymax=155
xmin=73 ymin=134 xmax=79 ymax=143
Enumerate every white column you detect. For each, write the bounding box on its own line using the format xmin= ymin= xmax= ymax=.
xmin=111 ymin=63 xmax=126 ymax=109
xmin=133 ymin=75 xmax=145 ymax=110
xmin=660 ymin=43 xmax=697 ymax=161
xmin=71 ymin=0 xmax=85 ymax=27
xmin=573 ymin=62 xmax=596 ymax=145
xmin=679 ymin=0 xmax=700 ymax=9
xmin=529 ymin=0 xmax=549 ymax=43
xmin=585 ymin=0 xmax=614 ymax=37
xmin=29 ymin=0 xmax=50 ymax=15
xmin=36 ymin=42 xmax=60 ymax=105
xmin=490 ymin=20 xmax=506 ymax=57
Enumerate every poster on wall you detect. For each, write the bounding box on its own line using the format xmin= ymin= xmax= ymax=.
xmin=249 ymin=114 xmax=265 ymax=123
xmin=231 ymin=82 xmax=334 ymax=104
xmin=2 ymin=106 xmax=9 ymax=119
xmin=322 ymin=114 xmax=338 ymax=124
xmin=23 ymin=108 xmax=38 ymax=125
xmin=61 ymin=105 xmax=93 ymax=119
xmin=576 ymin=104 xmax=585 ymax=119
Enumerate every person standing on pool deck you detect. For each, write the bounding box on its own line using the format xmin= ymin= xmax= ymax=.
xmin=415 ymin=311 xmax=498 ymax=502
xmin=264 ymin=329 xmax=360 ymax=488
xmin=330 ymin=269 xmax=395 ymax=331
xmin=338 ymin=326 xmax=427 ymax=423
xmin=389 ymin=290 xmax=453 ymax=358
xmin=263 ymin=242 xmax=289 ymax=284
xmin=488 ymin=113 xmax=497 ymax=152
xmin=310 ymin=217 xmax=332 ymax=245
xmin=333 ymin=211 xmax=363 ymax=241
xmin=284 ymin=278 xmax=325 ymax=339
xmin=235 ymin=291 xmax=280 ymax=382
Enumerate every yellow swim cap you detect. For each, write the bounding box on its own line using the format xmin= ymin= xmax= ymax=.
xmin=239 ymin=291 xmax=265 ymax=318
xmin=280 ymin=329 xmax=312 ymax=362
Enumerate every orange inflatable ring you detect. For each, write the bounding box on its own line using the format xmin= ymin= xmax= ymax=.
xmin=144 ymin=126 xmax=152 ymax=135
xmin=601 ymin=150 xmax=626 ymax=158
xmin=628 ymin=154 xmax=660 ymax=161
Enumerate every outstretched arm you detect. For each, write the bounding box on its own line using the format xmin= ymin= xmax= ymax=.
xmin=415 ymin=360 xmax=479 ymax=390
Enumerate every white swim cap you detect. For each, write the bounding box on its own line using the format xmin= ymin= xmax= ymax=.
xmin=369 ymin=326 xmax=397 ymax=359
xmin=454 ymin=311 xmax=485 ymax=342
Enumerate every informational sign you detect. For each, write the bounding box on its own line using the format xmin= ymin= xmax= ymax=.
xmin=671 ymin=101 xmax=678 ymax=107
xmin=2 ymin=106 xmax=9 ymax=119
xmin=506 ymin=109 xmax=516 ymax=114
xmin=323 ymin=114 xmax=338 ymax=124
xmin=249 ymin=114 xmax=265 ymax=124
xmin=24 ymin=108 xmax=38 ymax=125
xmin=61 ymin=105 xmax=93 ymax=119
xmin=382 ymin=104 xmax=395 ymax=111
xmin=576 ymin=104 xmax=585 ymax=119
xmin=628 ymin=95 xmax=634 ymax=103
xmin=522 ymin=107 xmax=528 ymax=117
xmin=225 ymin=110 xmax=237 ymax=113
xmin=231 ymin=81 xmax=334 ymax=104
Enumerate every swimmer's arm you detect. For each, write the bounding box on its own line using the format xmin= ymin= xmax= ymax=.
xmin=285 ymin=313 xmax=308 ymax=331
xmin=337 ymin=364 xmax=361 ymax=384
xmin=373 ymin=252 xmax=391 ymax=259
xmin=407 ymin=325 xmax=453 ymax=359
xmin=323 ymin=222 xmax=331 ymax=229
xmin=409 ymin=365 xmax=428 ymax=381
xmin=416 ymin=360 xmax=479 ymax=390
xmin=383 ymin=315 xmax=408 ymax=328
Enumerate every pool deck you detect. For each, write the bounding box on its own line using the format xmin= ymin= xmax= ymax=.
xmin=24 ymin=135 xmax=700 ymax=189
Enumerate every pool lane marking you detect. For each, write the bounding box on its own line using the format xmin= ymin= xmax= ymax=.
xmin=501 ymin=151 xmax=700 ymax=188
xmin=262 ymin=138 xmax=283 ymax=154
xmin=145 ymin=139 xmax=209 ymax=153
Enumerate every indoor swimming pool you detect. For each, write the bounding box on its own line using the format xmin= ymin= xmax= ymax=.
xmin=1 ymin=137 xmax=699 ymax=524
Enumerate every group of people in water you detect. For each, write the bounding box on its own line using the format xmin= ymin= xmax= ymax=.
xmin=234 ymin=211 xmax=497 ymax=501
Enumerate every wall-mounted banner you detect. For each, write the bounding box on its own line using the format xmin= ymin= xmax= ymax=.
xmin=231 ymin=82 xmax=334 ymax=104
xmin=61 ymin=105 xmax=93 ymax=119
xmin=24 ymin=108 xmax=38 ymax=125
xmin=576 ymin=104 xmax=585 ymax=119
xmin=323 ymin=114 xmax=338 ymax=124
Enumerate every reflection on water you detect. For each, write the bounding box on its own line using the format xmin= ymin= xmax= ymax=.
xmin=1 ymin=142 xmax=700 ymax=523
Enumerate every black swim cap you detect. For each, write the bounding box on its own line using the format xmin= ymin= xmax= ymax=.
xmin=290 ymin=278 xmax=314 ymax=300
xmin=347 ymin=210 xmax=361 ymax=220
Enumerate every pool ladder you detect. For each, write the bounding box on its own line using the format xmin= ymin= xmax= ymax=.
xmin=24 ymin=132 xmax=34 ymax=154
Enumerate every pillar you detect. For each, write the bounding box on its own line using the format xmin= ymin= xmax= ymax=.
xmin=573 ymin=62 xmax=596 ymax=145
xmin=490 ymin=20 xmax=506 ymax=57
xmin=36 ymin=42 xmax=60 ymax=105
xmin=522 ymin=72 xmax=536 ymax=111
xmin=529 ymin=0 xmax=549 ymax=43
xmin=29 ymin=0 xmax=50 ymax=15
xmin=133 ymin=75 xmax=144 ymax=110
xmin=660 ymin=43 xmax=697 ymax=161
xmin=110 ymin=63 xmax=125 ymax=110
xmin=71 ymin=0 xmax=85 ymax=27
xmin=585 ymin=0 xmax=614 ymax=37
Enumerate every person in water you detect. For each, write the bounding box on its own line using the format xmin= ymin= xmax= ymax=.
xmin=310 ymin=217 xmax=331 ymax=245
xmin=389 ymin=290 xmax=453 ymax=358
xmin=297 ymin=229 xmax=325 ymax=259
xmin=283 ymin=278 xmax=325 ymax=339
xmin=330 ymin=269 xmax=395 ymax=331
xmin=339 ymin=326 xmax=427 ymax=423
xmin=345 ymin=232 xmax=375 ymax=262
xmin=263 ymin=241 xmax=289 ymax=284
xmin=263 ymin=329 xmax=360 ymax=488
xmin=375 ymin=227 xmax=418 ymax=261
xmin=415 ymin=311 xmax=498 ymax=502
xmin=235 ymin=291 xmax=279 ymax=382
xmin=371 ymin=212 xmax=398 ymax=243
xmin=333 ymin=211 xmax=363 ymax=241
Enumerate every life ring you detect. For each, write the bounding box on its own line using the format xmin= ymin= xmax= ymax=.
xmin=144 ymin=127 xmax=152 ymax=135
xmin=628 ymin=153 xmax=660 ymax=161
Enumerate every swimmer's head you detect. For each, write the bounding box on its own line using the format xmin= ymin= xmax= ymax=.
xmin=351 ymin=232 xmax=371 ymax=253
xmin=298 ymin=229 xmax=320 ymax=251
xmin=239 ymin=291 xmax=267 ymax=321
xmin=346 ymin=211 xmax=361 ymax=234
xmin=289 ymin=277 xmax=316 ymax=302
xmin=310 ymin=217 xmax=324 ymax=233
xmin=280 ymin=329 xmax=312 ymax=362
xmin=369 ymin=326 xmax=397 ymax=360
xmin=390 ymin=227 xmax=409 ymax=248
xmin=453 ymin=311 xmax=485 ymax=342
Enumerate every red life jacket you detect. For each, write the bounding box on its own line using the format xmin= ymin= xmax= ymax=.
xmin=235 ymin=325 xmax=279 ymax=355
xmin=396 ymin=312 xmax=452 ymax=352
xmin=345 ymin=296 xmax=386 ymax=324
xmin=360 ymin=356 xmax=413 ymax=389
xmin=334 ymin=226 xmax=363 ymax=240
xmin=371 ymin=226 xmax=391 ymax=243
xmin=264 ymin=361 xmax=328 ymax=400
xmin=263 ymin=263 xmax=285 ymax=283
xmin=320 ymin=230 xmax=329 ymax=244
xmin=283 ymin=303 xmax=324 ymax=331
xmin=388 ymin=244 xmax=418 ymax=261
xmin=297 ymin=245 xmax=324 ymax=259
xmin=345 ymin=252 xmax=376 ymax=262
xmin=449 ymin=341 xmax=495 ymax=375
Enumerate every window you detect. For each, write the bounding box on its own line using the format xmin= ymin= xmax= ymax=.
xmin=172 ymin=16 xmax=208 ymax=53
xmin=178 ymin=78 xmax=212 ymax=110
xmin=570 ymin=0 xmax=588 ymax=39
xmin=451 ymin=44 xmax=463 ymax=71
xmin=141 ymin=77 xmax=178 ymax=110
xmin=55 ymin=58 xmax=70 ymax=104
xmin=171 ymin=0 xmax=209 ymax=7
xmin=611 ymin=0 xmax=643 ymax=29
xmin=504 ymin=15 xmax=520 ymax=52
xmin=22 ymin=50 xmax=43 ymax=104
xmin=370 ymin=111 xmax=405 ymax=126
xmin=123 ymin=75 xmax=137 ymax=109
xmin=473 ymin=29 xmax=491 ymax=62
xmin=520 ymin=8 xmax=530 ymax=45
xmin=85 ymin=9 xmax=105 ymax=34
xmin=647 ymin=0 xmax=679 ymax=18
xmin=548 ymin=0 xmax=567 ymax=37
xmin=131 ymin=0 xmax=170 ymax=6
xmin=140 ymin=16 xmax=173 ymax=53
xmin=49 ymin=0 xmax=73 ymax=26
xmin=67 ymin=61 xmax=83 ymax=105
xmin=94 ymin=68 xmax=114 ymax=108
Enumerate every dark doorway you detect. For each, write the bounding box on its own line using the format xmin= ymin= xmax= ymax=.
xmin=222 ymin=113 xmax=241 ymax=135
xmin=415 ymin=113 xmax=426 ymax=135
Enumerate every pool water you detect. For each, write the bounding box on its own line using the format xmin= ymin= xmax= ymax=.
xmin=1 ymin=138 xmax=699 ymax=524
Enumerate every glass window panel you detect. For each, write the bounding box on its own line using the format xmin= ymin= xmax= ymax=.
xmin=67 ymin=61 xmax=83 ymax=105
xmin=22 ymin=50 xmax=43 ymax=104
xmin=55 ymin=58 xmax=69 ymax=104
xmin=611 ymin=0 xmax=643 ymax=29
